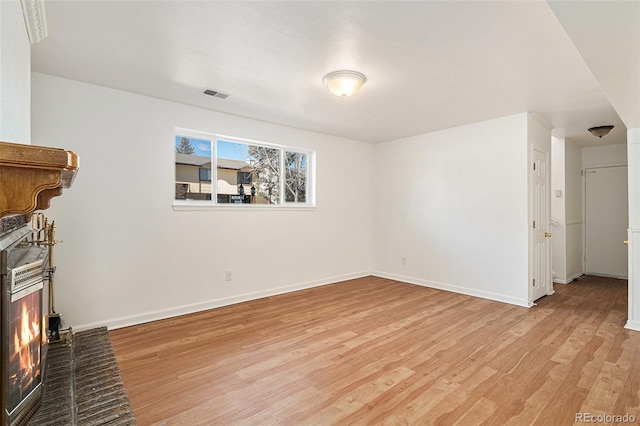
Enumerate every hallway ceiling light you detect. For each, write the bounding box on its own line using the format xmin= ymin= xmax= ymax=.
xmin=322 ymin=70 xmax=366 ymax=97
xmin=588 ymin=125 xmax=614 ymax=138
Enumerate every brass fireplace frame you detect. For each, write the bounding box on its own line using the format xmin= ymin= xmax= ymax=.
xmin=0 ymin=141 xmax=77 ymax=426
xmin=1 ymin=226 xmax=48 ymax=426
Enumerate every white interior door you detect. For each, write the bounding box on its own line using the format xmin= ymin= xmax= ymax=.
xmin=531 ymin=149 xmax=551 ymax=302
xmin=585 ymin=166 xmax=628 ymax=278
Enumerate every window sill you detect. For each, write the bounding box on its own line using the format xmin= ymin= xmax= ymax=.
xmin=172 ymin=201 xmax=317 ymax=212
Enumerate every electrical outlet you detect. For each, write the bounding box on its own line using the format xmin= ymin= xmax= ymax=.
xmin=225 ymin=270 xmax=233 ymax=281
xmin=401 ymin=257 xmax=407 ymax=265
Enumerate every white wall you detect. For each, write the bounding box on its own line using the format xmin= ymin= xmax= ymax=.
xmin=0 ymin=0 xmax=31 ymax=143
xmin=372 ymin=113 xmax=530 ymax=307
xmin=626 ymin=129 xmax=640 ymax=330
xmin=583 ymin=143 xmax=627 ymax=168
xmin=31 ymin=73 xmax=373 ymax=330
xmin=565 ymin=140 xmax=583 ymax=281
xmin=551 ymin=137 xmax=567 ymax=282
xmin=553 ymin=142 xmax=628 ymax=285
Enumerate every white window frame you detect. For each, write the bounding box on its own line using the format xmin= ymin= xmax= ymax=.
xmin=172 ymin=128 xmax=316 ymax=211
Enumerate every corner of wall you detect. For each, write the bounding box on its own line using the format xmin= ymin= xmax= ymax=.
xmin=551 ymin=136 xmax=567 ymax=283
xmin=0 ymin=0 xmax=31 ymax=144
xmin=627 ymin=128 xmax=640 ymax=329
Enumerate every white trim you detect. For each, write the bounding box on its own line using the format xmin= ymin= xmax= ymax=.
xmin=172 ymin=201 xmax=316 ymax=212
xmin=584 ymin=162 xmax=628 ymax=169
xmin=528 ymin=145 xmax=552 ymax=305
xmin=371 ymin=271 xmax=532 ymax=308
xmin=553 ymin=272 xmax=584 ymax=284
xmin=279 ymin=149 xmax=285 ymax=203
xmin=75 ymin=271 xmax=370 ymax=331
xmin=628 ymin=132 xmax=639 ymax=332
xmin=628 ymin=227 xmax=639 ymax=331
xmin=566 ymin=220 xmax=583 ymax=226
xmin=20 ymin=0 xmax=47 ymax=44
xmin=73 ymin=270 xmax=538 ymax=331
xmin=584 ymin=272 xmax=628 ymax=280
xmin=625 ymin=320 xmax=640 ymax=332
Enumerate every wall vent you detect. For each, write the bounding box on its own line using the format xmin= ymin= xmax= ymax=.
xmin=203 ymin=88 xmax=230 ymax=99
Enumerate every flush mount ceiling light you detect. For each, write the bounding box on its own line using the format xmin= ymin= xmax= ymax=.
xmin=323 ymin=70 xmax=366 ymax=97
xmin=588 ymin=125 xmax=614 ymax=138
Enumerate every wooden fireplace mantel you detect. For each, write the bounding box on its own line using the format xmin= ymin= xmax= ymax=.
xmin=0 ymin=141 xmax=79 ymax=220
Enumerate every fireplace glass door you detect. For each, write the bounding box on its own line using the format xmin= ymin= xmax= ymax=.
xmin=2 ymin=238 xmax=47 ymax=426
xmin=6 ymin=284 xmax=43 ymax=416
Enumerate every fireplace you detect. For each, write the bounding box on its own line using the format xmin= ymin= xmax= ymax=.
xmin=1 ymin=218 xmax=48 ymax=426
xmin=0 ymin=141 xmax=78 ymax=426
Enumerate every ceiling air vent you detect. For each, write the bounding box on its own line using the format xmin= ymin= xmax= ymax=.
xmin=203 ymin=88 xmax=230 ymax=99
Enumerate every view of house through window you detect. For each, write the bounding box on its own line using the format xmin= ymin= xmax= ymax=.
xmin=174 ymin=134 xmax=311 ymax=206
xmin=175 ymin=136 xmax=212 ymax=201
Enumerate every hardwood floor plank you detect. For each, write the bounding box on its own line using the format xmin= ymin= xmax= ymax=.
xmin=110 ymin=275 xmax=640 ymax=425
xmin=551 ymin=323 xmax=599 ymax=365
xmin=503 ymin=363 xmax=571 ymax=425
xmin=235 ymin=330 xmax=358 ymax=379
xmin=417 ymin=366 xmax=499 ymax=425
xmin=300 ymin=366 xmax=416 ymax=424
xmin=613 ymin=337 xmax=640 ymax=416
xmin=452 ymin=397 xmax=499 ymax=425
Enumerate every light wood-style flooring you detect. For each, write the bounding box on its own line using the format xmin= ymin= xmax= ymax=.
xmin=110 ymin=275 xmax=640 ymax=425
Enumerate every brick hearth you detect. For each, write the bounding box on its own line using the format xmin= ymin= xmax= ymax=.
xmin=29 ymin=327 xmax=136 ymax=425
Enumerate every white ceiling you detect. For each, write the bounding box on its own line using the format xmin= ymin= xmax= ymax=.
xmin=31 ymin=1 xmax=637 ymax=146
xmin=547 ymin=0 xmax=640 ymax=131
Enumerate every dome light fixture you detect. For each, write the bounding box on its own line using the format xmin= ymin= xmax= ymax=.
xmin=323 ymin=70 xmax=366 ymax=97
xmin=588 ymin=125 xmax=614 ymax=138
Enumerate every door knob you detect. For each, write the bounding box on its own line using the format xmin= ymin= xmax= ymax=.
xmin=544 ymin=232 xmax=552 ymax=238
xmin=624 ymin=240 xmax=628 ymax=245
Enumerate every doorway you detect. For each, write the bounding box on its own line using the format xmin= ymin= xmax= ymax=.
xmin=584 ymin=165 xmax=629 ymax=278
xmin=531 ymin=148 xmax=552 ymax=302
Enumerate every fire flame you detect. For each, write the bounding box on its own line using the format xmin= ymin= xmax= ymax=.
xmin=12 ymin=300 xmax=41 ymax=384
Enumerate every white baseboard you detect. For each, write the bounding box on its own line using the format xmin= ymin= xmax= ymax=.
xmin=625 ymin=320 xmax=640 ymax=332
xmin=371 ymin=271 xmax=531 ymax=308
xmin=584 ymin=272 xmax=628 ymax=280
xmin=553 ymin=272 xmax=584 ymax=285
xmin=73 ymin=271 xmax=371 ymax=331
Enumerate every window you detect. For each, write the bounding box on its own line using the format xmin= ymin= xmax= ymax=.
xmin=175 ymin=136 xmax=212 ymax=201
xmin=237 ymin=171 xmax=251 ymax=185
xmin=174 ymin=131 xmax=314 ymax=208
xmin=284 ymin=151 xmax=307 ymax=203
xmin=199 ymin=168 xmax=211 ymax=182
